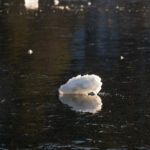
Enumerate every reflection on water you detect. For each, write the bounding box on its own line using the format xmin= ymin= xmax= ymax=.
xmin=59 ymin=94 xmax=102 ymax=113
xmin=0 ymin=0 xmax=150 ymax=149
xmin=24 ymin=0 xmax=39 ymax=10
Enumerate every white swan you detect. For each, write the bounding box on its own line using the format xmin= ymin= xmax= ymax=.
xmin=24 ymin=0 xmax=39 ymax=10
xmin=59 ymin=74 xmax=102 ymax=95
xmin=59 ymin=94 xmax=102 ymax=113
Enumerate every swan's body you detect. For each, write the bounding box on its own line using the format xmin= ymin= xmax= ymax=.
xmin=59 ymin=94 xmax=102 ymax=113
xmin=24 ymin=0 xmax=39 ymax=10
xmin=59 ymin=74 xmax=102 ymax=95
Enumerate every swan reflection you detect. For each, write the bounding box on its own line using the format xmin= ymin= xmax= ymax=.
xmin=59 ymin=95 xmax=102 ymax=113
xmin=24 ymin=0 xmax=39 ymax=10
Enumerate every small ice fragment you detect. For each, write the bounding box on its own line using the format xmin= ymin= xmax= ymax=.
xmin=116 ymin=5 xmax=124 ymax=11
xmin=65 ymin=6 xmax=70 ymax=11
xmin=120 ymin=56 xmax=124 ymax=60
xmin=116 ymin=5 xmax=120 ymax=9
xmin=88 ymin=2 xmax=92 ymax=6
xmin=80 ymin=5 xmax=84 ymax=8
xmin=28 ymin=49 xmax=33 ymax=55
xmin=54 ymin=0 xmax=59 ymax=5
xmin=24 ymin=0 xmax=39 ymax=10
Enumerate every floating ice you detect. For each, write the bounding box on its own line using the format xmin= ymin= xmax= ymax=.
xmin=28 ymin=49 xmax=33 ymax=55
xmin=24 ymin=0 xmax=39 ymax=10
xmin=59 ymin=74 xmax=102 ymax=95
xmin=65 ymin=6 xmax=70 ymax=11
xmin=54 ymin=0 xmax=59 ymax=5
xmin=59 ymin=94 xmax=102 ymax=113
xmin=116 ymin=5 xmax=120 ymax=9
xmin=88 ymin=2 xmax=92 ymax=6
xmin=120 ymin=56 xmax=124 ymax=60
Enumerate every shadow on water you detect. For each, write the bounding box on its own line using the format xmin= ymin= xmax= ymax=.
xmin=0 ymin=0 xmax=150 ymax=149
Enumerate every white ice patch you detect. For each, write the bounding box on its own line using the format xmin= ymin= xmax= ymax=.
xmin=24 ymin=0 xmax=39 ymax=10
xmin=59 ymin=94 xmax=102 ymax=113
xmin=28 ymin=49 xmax=33 ymax=55
xmin=54 ymin=0 xmax=59 ymax=5
xmin=59 ymin=74 xmax=102 ymax=95
xmin=120 ymin=56 xmax=124 ymax=60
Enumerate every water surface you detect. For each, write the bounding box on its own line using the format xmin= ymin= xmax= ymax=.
xmin=0 ymin=0 xmax=150 ymax=149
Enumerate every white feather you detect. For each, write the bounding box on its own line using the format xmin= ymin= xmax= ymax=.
xmin=59 ymin=74 xmax=102 ymax=95
xmin=59 ymin=94 xmax=102 ymax=113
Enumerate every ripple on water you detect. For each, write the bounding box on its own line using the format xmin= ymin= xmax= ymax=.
xmin=37 ymin=143 xmax=99 ymax=150
xmin=136 ymin=146 xmax=150 ymax=150
xmin=72 ymin=140 xmax=85 ymax=144
xmin=0 ymin=99 xmax=6 ymax=104
xmin=107 ymin=148 xmax=127 ymax=150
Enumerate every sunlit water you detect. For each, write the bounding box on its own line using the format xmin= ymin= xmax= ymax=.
xmin=0 ymin=0 xmax=150 ymax=149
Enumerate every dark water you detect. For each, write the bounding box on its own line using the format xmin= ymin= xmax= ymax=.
xmin=0 ymin=0 xmax=150 ymax=149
